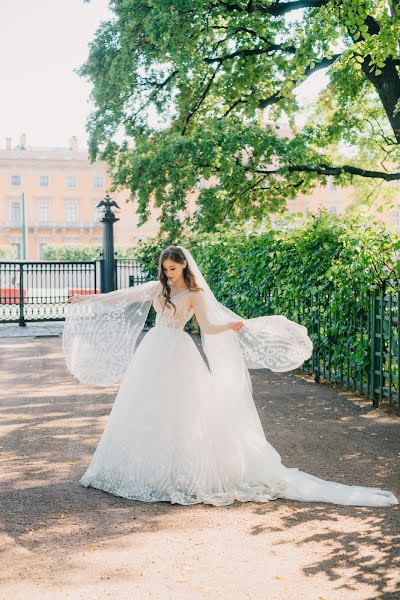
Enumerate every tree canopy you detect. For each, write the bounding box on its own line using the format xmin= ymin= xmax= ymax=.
xmin=80 ymin=0 xmax=400 ymax=237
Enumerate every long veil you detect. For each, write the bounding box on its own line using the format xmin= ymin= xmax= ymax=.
xmin=176 ymin=246 xmax=398 ymax=507
xmin=62 ymin=279 xmax=160 ymax=385
xmin=63 ymin=246 xmax=313 ymax=388
xmin=175 ymin=245 xmax=313 ymax=393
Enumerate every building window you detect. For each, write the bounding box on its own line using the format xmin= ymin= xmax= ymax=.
xmin=64 ymin=201 xmax=79 ymax=223
xmin=11 ymin=175 xmax=21 ymax=186
xmin=39 ymin=243 xmax=48 ymax=259
xmin=38 ymin=201 xmax=50 ymax=223
xmin=329 ymin=206 xmax=337 ymax=214
xmin=92 ymin=200 xmax=103 ymax=223
xmin=39 ymin=175 xmax=49 ymax=187
xmin=12 ymin=243 xmax=21 ymax=259
xmin=10 ymin=201 xmax=21 ymax=224
xmin=65 ymin=175 xmax=77 ymax=188
xmin=93 ymin=176 xmax=105 ymax=188
xmin=391 ymin=210 xmax=399 ymax=226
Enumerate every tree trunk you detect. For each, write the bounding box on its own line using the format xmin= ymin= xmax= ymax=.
xmin=362 ymin=58 xmax=400 ymax=143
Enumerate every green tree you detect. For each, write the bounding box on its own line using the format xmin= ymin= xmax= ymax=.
xmin=42 ymin=244 xmax=140 ymax=261
xmin=80 ymin=0 xmax=400 ymax=237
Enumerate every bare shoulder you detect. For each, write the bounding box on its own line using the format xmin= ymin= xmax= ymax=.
xmin=188 ymin=288 xmax=205 ymax=296
xmin=188 ymin=288 xmax=205 ymax=307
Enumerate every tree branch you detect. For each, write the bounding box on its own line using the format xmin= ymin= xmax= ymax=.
xmin=210 ymin=24 xmax=274 ymax=45
xmin=205 ymin=43 xmax=296 ymax=64
xmin=122 ymin=70 xmax=179 ymax=128
xmin=258 ymin=54 xmax=341 ymax=108
xmin=209 ymin=0 xmax=329 ymax=15
xmin=181 ymin=65 xmax=222 ymax=134
xmin=253 ymin=163 xmax=400 ymax=180
xmin=258 ymin=91 xmax=284 ymax=109
xmin=221 ymin=97 xmax=249 ymax=117
xmin=266 ymin=0 xmax=329 ymax=14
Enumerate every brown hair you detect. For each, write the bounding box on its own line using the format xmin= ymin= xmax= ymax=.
xmin=158 ymin=245 xmax=203 ymax=314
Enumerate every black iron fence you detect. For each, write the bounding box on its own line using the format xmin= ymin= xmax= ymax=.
xmin=0 ymin=259 xmax=156 ymax=327
xmin=0 ymin=261 xmax=99 ymax=326
xmin=264 ymin=285 xmax=400 ymax=410
xmin=1 ymin=259 xmax=398 ymax=408
xmin=115 ymin=258 xmax=156 ymax=327
xmin=116 ymin=258 xmax=147 ymax=289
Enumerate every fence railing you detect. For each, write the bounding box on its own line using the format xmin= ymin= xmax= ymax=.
xmin=264 ymin=285 xmax=400 ymax=410
xmin=116 ymin=258 xmax=147 ymax=289
xmin=0 ymin=261 xmax=98 ymax=326
xmin=1 ymin=259 xmax=397 ymax=408
xmin=0 ymin=259 xmax=157 ymax=328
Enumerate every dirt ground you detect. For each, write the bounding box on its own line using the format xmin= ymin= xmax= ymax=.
xmin=0 ymin=329 xmax=399 ymax=600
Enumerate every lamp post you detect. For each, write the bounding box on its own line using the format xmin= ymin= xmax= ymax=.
xmin=96 ymin=194 xmax=120 ymax=293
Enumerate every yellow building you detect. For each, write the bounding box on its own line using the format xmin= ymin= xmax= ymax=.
xmin=1 ymin=132 xmax=398 ymax=261
xmin=269 ymin=122 xmax=400 ymax=230
xmin=281 ymin=177 xmax=400 ymax=230
xmin=0 ymin=134 xmax=161 ymax=260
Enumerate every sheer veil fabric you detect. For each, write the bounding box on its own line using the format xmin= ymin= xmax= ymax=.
xmin=62 ymin=246 xmax=398 ymax=507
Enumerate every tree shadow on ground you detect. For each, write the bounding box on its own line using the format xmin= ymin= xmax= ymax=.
xmin=0 ymin=335 xmax=399 ymax=598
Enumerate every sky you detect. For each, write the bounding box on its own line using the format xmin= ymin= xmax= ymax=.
xmin=0 ymin=0 xmax=328 ymax=151
xmin=0 ymin=0 xmax=113 ymax=150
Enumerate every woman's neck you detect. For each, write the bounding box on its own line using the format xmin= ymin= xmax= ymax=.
xmin=170 ymin=278 xmax=187 ymax=292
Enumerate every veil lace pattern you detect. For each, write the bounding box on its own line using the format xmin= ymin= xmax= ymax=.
xmin=62 ymin=247 xmax=313 ymax=387
xmin=62 ymin=280 xmax=160 ymax=385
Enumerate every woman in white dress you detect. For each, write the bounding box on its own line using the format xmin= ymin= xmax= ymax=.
xmin=63 ymin=245 xmax=398 ymax=507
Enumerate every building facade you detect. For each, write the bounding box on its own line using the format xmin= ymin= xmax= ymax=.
xmin=0 ymin=134 xmax=161 ymax=260
xmin=1 ymin=133 xmax=398 ymax=261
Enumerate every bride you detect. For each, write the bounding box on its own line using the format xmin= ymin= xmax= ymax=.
xmin=63 ymin=244 xmax=398 ymax=507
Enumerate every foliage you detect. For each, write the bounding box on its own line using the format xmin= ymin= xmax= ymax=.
xmin=42 ymin=245 xmax=141 ymax=261
xmin=80 ymin=0 xmax=400 ymax=237
xmin=136 ymin=209 xmax=400 ymax=307
xmin=133 ymin=210 xmax=400 ymax=389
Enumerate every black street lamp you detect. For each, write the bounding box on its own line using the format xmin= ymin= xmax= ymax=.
xmin=96 ymin=194 xmax=120 ymax=293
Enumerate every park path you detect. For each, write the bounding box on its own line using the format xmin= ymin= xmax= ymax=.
xmin=0 ymin=327 xmax=399 ymax=600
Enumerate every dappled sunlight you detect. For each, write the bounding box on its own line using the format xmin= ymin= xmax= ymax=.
xmin=0 ymin=335 xmax=399 ymax=598
xmin=247 ymin=502 xmax=400 ymax=596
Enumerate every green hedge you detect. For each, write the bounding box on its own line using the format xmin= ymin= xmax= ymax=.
xmin=42 ymin=245 xmax=141 ymax=261
xmin=133 ymin=209 xmax=399 ymax=315
xmin=132 ymin=210 xmax=400 ymax=394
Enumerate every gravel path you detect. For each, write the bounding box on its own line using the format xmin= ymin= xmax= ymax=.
xmin=0 ymin=331 xmax=399 ymax=600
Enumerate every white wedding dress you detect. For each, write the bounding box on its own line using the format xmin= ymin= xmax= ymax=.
xmin=64 ymin=283 xmax=398 ymax=507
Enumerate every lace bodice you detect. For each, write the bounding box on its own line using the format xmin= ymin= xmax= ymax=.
xmin=153 ymin=289 xmax=195 ymax=330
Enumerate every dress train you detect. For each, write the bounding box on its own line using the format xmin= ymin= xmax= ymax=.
xmin=79 ymin=324 xmax=398 ymax=507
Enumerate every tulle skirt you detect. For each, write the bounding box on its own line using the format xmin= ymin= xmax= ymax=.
xmin=79 ymin=326 xmax=398 ymax=507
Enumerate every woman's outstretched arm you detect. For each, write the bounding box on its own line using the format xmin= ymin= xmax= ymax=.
xmin=68 ymin=279 xmax=161 ymax=306
xmin=190 ymin=290 xmax=245 ymax=334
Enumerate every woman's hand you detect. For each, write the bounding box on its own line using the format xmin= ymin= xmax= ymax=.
xmin=229 ymin=321 xmax=246 ymax=332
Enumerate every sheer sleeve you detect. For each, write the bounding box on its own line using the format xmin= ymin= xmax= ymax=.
xmin=62 ymin=280 xmax=161 ymax=385
xmin=190 ymin=290 xmax=234 ymax=334
xmin=70 ymin=279 xmax=161 ymax=312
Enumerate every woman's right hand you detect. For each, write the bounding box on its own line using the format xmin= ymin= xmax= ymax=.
xmin=229 ymin=321 xmax=246 ymax=332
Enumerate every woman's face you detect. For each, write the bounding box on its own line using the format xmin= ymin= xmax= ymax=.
xmin=162 ymin=258 xmax=187 ymax=284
